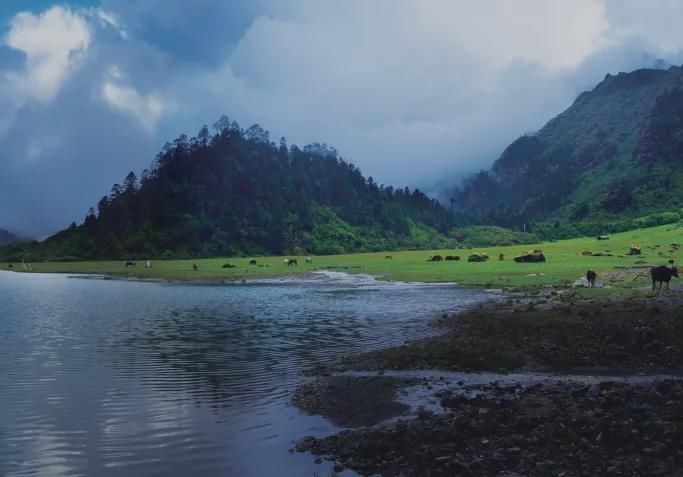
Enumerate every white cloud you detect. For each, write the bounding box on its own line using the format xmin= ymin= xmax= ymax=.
xmin=4 ymin=6 xmax=91 ymax=103
xmin=194 ymin=0 xmax=614 ymax=184
xmin=101 ymin=79 xmax=165 ymax=131
xmin=95 ymin=10 xmax=128 ymax=39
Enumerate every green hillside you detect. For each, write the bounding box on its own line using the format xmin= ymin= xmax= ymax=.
xmin=0 ymin=119 xmax=460 ymax=261
xmin=457 ymin=66 xmax=683 ymax=225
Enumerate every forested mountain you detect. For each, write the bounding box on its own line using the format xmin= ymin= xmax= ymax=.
xmin=4 ymin=118 xmax=462 ymax=260
xmin=455 ymin=66 xmax=683 ymax=230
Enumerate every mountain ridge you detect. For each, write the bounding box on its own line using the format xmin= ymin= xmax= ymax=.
xmin=456 ymin=66 xmax=683 ymax=225
xmin=0 ymin=228 xmax=27 ymax=246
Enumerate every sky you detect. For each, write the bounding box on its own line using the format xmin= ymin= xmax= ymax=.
xmin=2 ymin=1 xmax=683 ymax=237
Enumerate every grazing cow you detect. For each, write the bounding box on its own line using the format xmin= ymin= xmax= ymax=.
xmin=288 ymin=259 xmax=298 ymax=266
xmin=428 ymin=255 xmax=444 ymax=262
xmin=305 ymin=257 xmax=313 ymax=264
xmin=125 ymin=261 xmax=136 ymax=268
xmin=193 ymin=264 xmax=199 ymax=271
xmin=650 ymin=265 xmax=678 ymax=290
xmin=586 ymin=269 xmax=597 ymax=287
xmin=597 ymin=235 xmax=610 ymax=241
xmin=498 ymin=253 xmax=506 ymax=261
xmin=249 ymin=259 xmax=257 ymax=265
xmin=385 ymin=255 xmax=393 ymax=260
xmin=283 ymin=258 xmax=289 ymax=264
xmin=8 ymin=263 xmax=13 ymax=269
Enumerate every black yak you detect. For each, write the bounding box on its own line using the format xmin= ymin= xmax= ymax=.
xmin=428 ymin=255 xmax=444 ymax=262
xmin=288 ymin=259 xmax=298 ymax=266
xmin=586 ymin=270 xmax=596 ymax=287
xmin=650 ymin=265 xmax=678 ymax=290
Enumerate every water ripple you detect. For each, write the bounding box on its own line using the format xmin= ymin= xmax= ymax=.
xmin=0 ymin=270 xmax=489 ymax=476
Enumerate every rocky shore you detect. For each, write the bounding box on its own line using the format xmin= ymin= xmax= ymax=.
xmin=294 ymin=290 xmax=683 ymax=476
xmin=327 ymin=291 xmax=683 ymax=373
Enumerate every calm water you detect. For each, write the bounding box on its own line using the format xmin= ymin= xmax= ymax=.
xmin=0 ymin=270 xmax=489 ymax=476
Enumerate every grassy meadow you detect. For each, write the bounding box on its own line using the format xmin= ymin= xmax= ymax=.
xmin=4 ymin=223 xmax=683 ymax=289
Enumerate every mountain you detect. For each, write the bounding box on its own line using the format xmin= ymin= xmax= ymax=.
xmin=456 ymin=66 xmax=683 ymax=229
xmin=3 ymin=119 xmax=460 ymax=260
xmin=0 ymin=229 xmax=27 ymax=246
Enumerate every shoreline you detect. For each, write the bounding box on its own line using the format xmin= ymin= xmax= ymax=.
xmin=24 ymin=268 xmax=467 ymax=288
xmin=293 ymin=288 xmax=683 ymax=476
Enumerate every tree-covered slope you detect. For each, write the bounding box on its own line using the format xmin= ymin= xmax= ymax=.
xmin=456 ymin=66 xmax=683 ymax=224
xmin=6 ymin=119 xmax=459 ymax=260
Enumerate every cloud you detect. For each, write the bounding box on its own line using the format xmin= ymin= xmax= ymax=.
xmin=194 ymin=0 xmax=615 ymax=182
xmin=5 ymin=6 xmax=91 ymax=102
xmin=101 ymin=71 xmax=166 ymax=130
xmin=4 ymin=1 xmax=683 ymax=237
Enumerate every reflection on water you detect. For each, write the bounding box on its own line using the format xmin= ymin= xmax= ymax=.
xmin=0 ymin=271 xmax=489 ymax=476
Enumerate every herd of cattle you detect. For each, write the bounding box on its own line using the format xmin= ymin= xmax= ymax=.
xmin=3 ymin=251 xmax=679 ymax=291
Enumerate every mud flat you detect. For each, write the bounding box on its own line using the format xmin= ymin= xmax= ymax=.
xmin=294 ymin=291 xmax=683 ymax=476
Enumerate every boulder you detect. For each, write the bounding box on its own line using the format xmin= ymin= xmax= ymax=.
xmin=514 ymin=252 xmax=546 ymax=263
xmin=468 ymin=253 xmax=489 ymax=262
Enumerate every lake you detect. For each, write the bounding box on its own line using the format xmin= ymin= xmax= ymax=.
xmin=0 ymin=270 xmax=489 ymax=476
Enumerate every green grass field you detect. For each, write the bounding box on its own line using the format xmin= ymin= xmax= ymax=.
xmin=4 ymin=223 xmax=683 ymax=289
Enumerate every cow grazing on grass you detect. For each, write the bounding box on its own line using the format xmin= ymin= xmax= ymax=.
xmin=385 ymin=255 xmax=393 ymax=260
xmin=249 ymin=259 xmax=257 ymax=265
xmin=445 ymin=255 xmax=460 ymax=261
xmin=427 ymin=255 xmax=443 ymax=262
xmin=7 ymin=263 xmax=13 ymax=269
xmin=305 ymin=257 xmax=313 ymax=264
xmin=586 ymin=270 xmax=597 ymax=287
xmin=288 ymin=259 xmax=298 ymax=266
xmin=125 ymin=261 xmax=136 ymax=267
xmin=193 ymin=264 xmax=199 ymax=271
xmin=651 ymin=265 xmax=678 ymax=290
